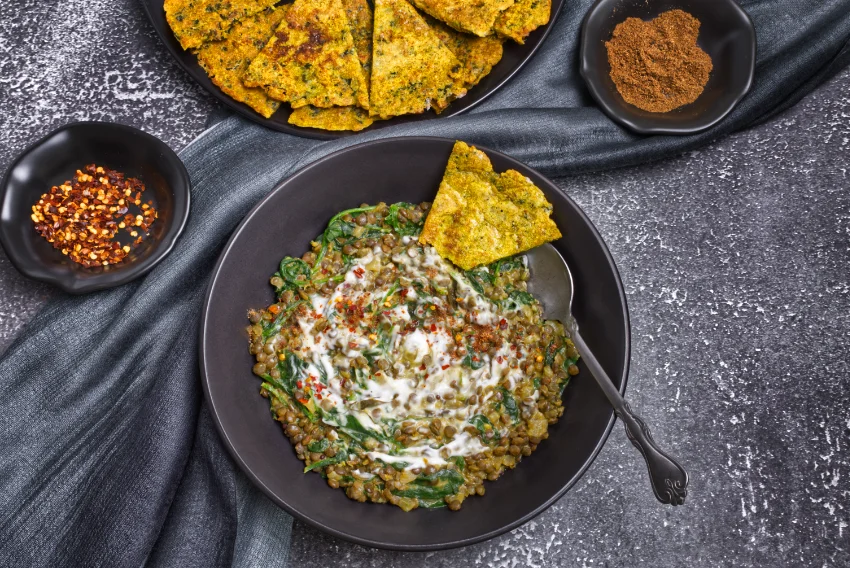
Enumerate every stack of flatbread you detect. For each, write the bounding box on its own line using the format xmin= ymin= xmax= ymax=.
xmin=164 ymin=0 xmax=550 ymax=131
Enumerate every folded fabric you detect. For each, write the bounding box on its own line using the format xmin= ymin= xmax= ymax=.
xmin=1 ymin=0 xmax=849 ymax=566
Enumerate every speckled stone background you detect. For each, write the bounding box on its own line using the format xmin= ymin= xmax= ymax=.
xmin=1 ymin=1 xmax=848 ymax=567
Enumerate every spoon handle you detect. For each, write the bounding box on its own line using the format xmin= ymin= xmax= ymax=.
xmin=570 ymin=329 xmax=689 ymax=506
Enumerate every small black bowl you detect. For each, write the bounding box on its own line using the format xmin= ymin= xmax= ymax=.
xmin=580 ymin=0 xmax=756 ymax=135
xmin=0 ymin=122 xmax=191 ymax=294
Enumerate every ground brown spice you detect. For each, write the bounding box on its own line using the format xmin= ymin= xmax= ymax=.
xmin=605 ymin=9 xmax=713 ymax=113
xmin=31 ymin=164 xmax=158 ymax=267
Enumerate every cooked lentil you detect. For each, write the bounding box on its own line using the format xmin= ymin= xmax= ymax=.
xmin=248 ymin=201 xmax=580 ymax=511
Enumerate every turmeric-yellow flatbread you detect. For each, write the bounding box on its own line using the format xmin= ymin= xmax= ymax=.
xmin=371 ymin=0 xmax=466 ymax=119
xmin=195 ymin=7 xmax=285 ymax=118
xmin=288 ymin=106 xmax=375 ymax=131
xmin=420 ymin=141 xmax=561 ymax=270
xmin=342 ymin=0 xmax=373 ymax=78
xmin=410 ymin=0 xmax=515 ymax=37
xmin=423 ymin=14 xmax=504 ymax=90
xmin=494 ymin=0 xmax=550 ymax=44
xmin=243 ymin=0 xmax=369 ymax=109
xmin=164 ymin=0 xmax=278 ymax=50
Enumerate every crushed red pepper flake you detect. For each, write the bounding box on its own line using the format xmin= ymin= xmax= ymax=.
xmin=30 ymin=164 xmax=158 ymax=267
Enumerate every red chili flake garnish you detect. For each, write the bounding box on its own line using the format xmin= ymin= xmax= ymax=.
xmin=510 ymin=344 xmax=517 ymax=350
xmin=353 ymin=267 xmax=365 ymax=278
xmin=441 ymin=364 xmax=450 ymax=370
xmin=296 ymin=380 xmax=303 ymax=389
xmin=383 ymin=311 xmax=391 ymax=316
xmin=298 ymin=398 xmax=309 ymax=404
xmin=472 ymin=356 xmax=480 ymax=362
xmin=349 ymin=327 xmax=356 ymax=333
xmin=497 ymin=356 xmax=504 ymax=364
xmin=499 ymin=318 xmax=508 ymax=330
xmin=424 ymin=373 xmax=429 ymax=379
xmin=348 ymin=341 xmax=358 ymax=349
xmin=316 ymin=394 xmax=323 ymax=400
xmin=30 ymin=164 xmax=158 ymax=267
xmin=419 ymin=364 xmax=427 ymax=371
xmin=430 ymin=323 xmax=437 ymax=332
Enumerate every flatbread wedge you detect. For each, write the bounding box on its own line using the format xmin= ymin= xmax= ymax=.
xmin=371 ymin=0 xmax=466 ymax=119
xmin=288 ymin=106 xmax=375 ymax=131
xmin=494 ymin=0 xmax=551 ymax=44
xmin=243 ymin=0 xmax=369 ymax=109
xmin=409 ymin=0 xmax=515 ymax=37
xmin=164 ymin=0 xmax=278 ymax=50
xmin=342 ymin=0 xmax=373 ymax=80
xmin=195 ymin=7 xmax=285 ymax=118
xmin=423 ymin=14 xmax=504 ymax=91
xmin=420 ymin=141 xmax=561 ymax=270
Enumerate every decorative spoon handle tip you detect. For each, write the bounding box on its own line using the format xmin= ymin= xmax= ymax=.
xmin=618 ymin=401 xmax=689 ymax=506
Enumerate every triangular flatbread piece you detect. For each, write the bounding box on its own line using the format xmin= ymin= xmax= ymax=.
xmin=494 ymin=0 xmax=551 ymax=44
xmin=409 ymin=0 xmax=515 ymax=37
xmin=243 ymin=0 xmax=369 ymax=109
xmin=422 ymin=13 xmax=504 ymax=90
xmin=420 ymin=141 xmax=561 ymax=270
xmin=370 ymin=0 xmax=466 ymax=119
xmin=165 ymin=0 xmax=278 ymax=50
xmin=195 ymin=7 xmax=286 ymax=118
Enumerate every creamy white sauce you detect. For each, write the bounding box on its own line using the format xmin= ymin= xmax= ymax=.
xmin=289 ymin=243 xmax=526 ymax=470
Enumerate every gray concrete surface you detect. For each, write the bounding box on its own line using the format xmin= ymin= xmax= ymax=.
xmin=1 ymin=0 xmax=848 ymax=566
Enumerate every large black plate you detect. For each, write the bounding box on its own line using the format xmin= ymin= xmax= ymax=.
xmin=200 ymin=137 xmax=630 ymax=550
xmin=141 ymin=0 xmax=563 ymax=140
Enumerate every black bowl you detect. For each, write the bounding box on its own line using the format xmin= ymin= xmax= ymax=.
xmin=200 ymin=137 xmax=630 ymax=550
xmin=580 ymin=0 xmax=756 ymax=135
xmin=141 ymin=0 xmax=564 ymax=140
xmin=0 ymin=122 xmax=191 ymax=294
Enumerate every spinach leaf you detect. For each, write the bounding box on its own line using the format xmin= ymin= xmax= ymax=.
xmin=385 ymin=202 xmax=424 ymax=236
xmin=261 ymin=299 xmax=307 ymax=340
xmin=276 ymin=257 xmax=311 ymax=292
xmin=462 ymin=342 xmax=485 ymax=370
xmin=303 ymin=451 xmax=348 ymax=473
xmin=392 ymin=469 xmax=465 ymax=503
xmin=468 ymin=414 xmax=498 ymax=443
xmin=307 ymin=439 xmax=329 ymax=453
xmin=496 ymin=386 xmax=520 ymax=423
xmin=500 ymin=289 xmax=537 ymax=311
xmin=489 ymin=255 xmax=524 ymax=277
xmin=463 ymin=267 xmax=491 ymax=295
xmin=449 ymin=456 xmax=466 ymax=471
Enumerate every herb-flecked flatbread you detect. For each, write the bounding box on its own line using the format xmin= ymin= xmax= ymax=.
xmin=195 ymin=7 xmax=285 ymax=118
xmin=420 ymin=141 xmax=562 ymax=270
xmin=494 ymin=0 xmax=550 ymax=44
xmin=164 ymin=0 xmax=278 ymax=50
xmin=342 ymin=0 xmax=373 ymax=79
xmin=243 ymin=0 xmax=369 ymax=109
xmin=288 ymin=106 xmax=375 ymax=131
xmin=371 ymin=0 xmax=466 ymax=119
xmin=410 ymin=0 xmax=515 ymax=37
xmin=423 ymin=14 xmax=504 ymax=90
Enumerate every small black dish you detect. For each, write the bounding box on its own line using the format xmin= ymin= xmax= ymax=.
xmin=0 ymin=122 xmax=191 ymax=294
xmin=200 ymin=137 xmax=630 ymax=550
xmin=580 ymin=0 xmax=756 ymax=135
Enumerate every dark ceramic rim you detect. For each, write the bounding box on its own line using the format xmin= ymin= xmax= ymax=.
xmin=199 ymin=136 xmax=631 ymax=550
xmin=0 ymin=121 xmax=191 ymax=294
xmin=579 ymin=0 xmax=756 ymax=135
xmin=140 ymin=0 xmax=564 ymax=140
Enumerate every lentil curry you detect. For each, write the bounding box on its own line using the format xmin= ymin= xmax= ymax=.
xmin=247 ymin=201 xmax=580 ymax=511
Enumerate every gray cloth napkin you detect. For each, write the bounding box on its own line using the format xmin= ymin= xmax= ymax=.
xmin=2 ymin=1 xmax=849 ymax=566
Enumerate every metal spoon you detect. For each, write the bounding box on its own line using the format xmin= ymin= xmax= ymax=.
xmin=525 ymin=244 xmax=689 ymax=505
